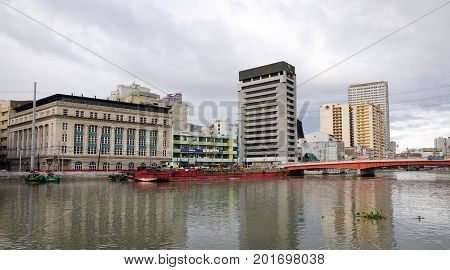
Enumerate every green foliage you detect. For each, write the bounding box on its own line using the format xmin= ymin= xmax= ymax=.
xmin=356 ymin=210 xmax=385 ymax=220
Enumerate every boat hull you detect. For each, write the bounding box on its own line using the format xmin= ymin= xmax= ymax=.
xmin=132 ymin=170 xmax=289 ymax=182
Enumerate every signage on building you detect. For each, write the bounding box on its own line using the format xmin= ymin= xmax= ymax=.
xmin=181 ymin=148 xmax=203 ymax=153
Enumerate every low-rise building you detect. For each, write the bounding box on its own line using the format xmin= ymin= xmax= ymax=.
xmin=0 ymin=100 xmax=30 ymax=170
xmin=300 ymin=132 xmax=345 ymax=162
xmin=173 ymin=125 xmax=238 ymax=167
xmin=7 ymin=94 xmax=172 ymax=171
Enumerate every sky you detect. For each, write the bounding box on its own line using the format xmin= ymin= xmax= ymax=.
xmin=1 ymin=0 xmax=450 ymax=151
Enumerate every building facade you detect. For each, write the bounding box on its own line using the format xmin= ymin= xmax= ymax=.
xmin=172 ymin=130 xmax=238 ymax=167
xmin=0 ymin=100 xmax=30 ymax=169
xmin=320 ymin=103 xmax=353 ymax=147
xmin=7 ymin=94 xmax=172 ymax=171
xmin=348 ymin=81 xmax=390 ymax=155
xmin=434 ymin=137 xmax=449 ymax=157
xmin=299 ymin=132 xmax=344 ymax=162
xmin=351 ymin=104 xmax=385 ymax=159
xmin=238 ymin=61 xmax=298 ymax=165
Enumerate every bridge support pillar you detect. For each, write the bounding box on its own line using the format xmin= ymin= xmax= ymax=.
xmin=357 ymin=169 xmax=375 ymax=177
xmin=289 ymin=169 xmax=304 ymax=176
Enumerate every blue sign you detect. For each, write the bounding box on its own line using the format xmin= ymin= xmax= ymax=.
xmin=181 ymin=148 xmax=203 ymax=153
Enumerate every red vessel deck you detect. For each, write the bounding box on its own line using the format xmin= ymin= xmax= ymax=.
xmin=132 ymin=169 xmax=289 ymax=182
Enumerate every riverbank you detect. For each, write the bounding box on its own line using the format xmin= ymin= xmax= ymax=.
xmin=0 ymin=171 xmax=111 ymax=180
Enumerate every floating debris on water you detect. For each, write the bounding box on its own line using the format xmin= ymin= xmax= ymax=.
xmin=356 ymin=210 xmax=385 ymax=220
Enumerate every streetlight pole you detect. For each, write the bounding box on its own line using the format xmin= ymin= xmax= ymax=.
xmin=30 ymin=82 xmax=37 ymax=171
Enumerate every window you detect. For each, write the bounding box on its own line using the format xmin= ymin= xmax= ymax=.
xmin=63 ymin=109 xmax=68 ymax=116
xmin=163 ymin=131 xmax=168 ymax=138
xmin=75 ymin=162 xmax=82 ymax=170
xmin=128 ymin=116 xmax=135 ymax=122
xmin=101 ymin=136 xmax=110 ymax=144
xmin=127 ymin=148 xmax=134 ymax=156
xmin=88 ymin=146 xmax=97 ymax=155
xmin=128 ymin=163 xmax=134 ymax=170
xmin=62 ymin=123 xmax=68 ymax=130
xmin=89 ymin=162 xmax=97 ymax=170
xmin=89 ymin=125 xmax=97 ymax=133
xmin=163 ymin=139 xmax=167 ymax=148
xmin=74 ymin=146 xmax=83 ymax=154
xmin=76 ymin=110 xmax=84 ymax=117
xmin=151 ymin=118 xmax=158 ymax=125
xmin=138 ymin=148 xmax=146 ymax=156
xmin=150 ymin=149 xmax=157 ymax=157
xmin=116 ymin=115 xmax=124 ymax=121
xmin=101 ymin=147 xmax=109 ymax=155
xmin=114 ymin=148 xmax=122 ymax=155
xmin=163 ymin=119 xmax=168 ymax=126
xmin=102 ymin=162 xmax=110 ymax=171
xmin=162 ymin=150 xmax=167 ymax=157
xmin=140 ymin=163 xmax=146 ymax=169
xmin=115 ymin=127 xmax=123 ymax=135
xmin=75 ymin=124 xmax=84 ymax=132
xmin=115 ymin=162 xmax=122 ymax=170
xmin=103 ymin=113 xmax=111 ymax=120
xmin=74 ymin=135 xmax=83 ymax=143
xmin=89 ymin=112 xmax=98 ymax=119
xmin=140 ymin=117 xmax=146 ymax=123
xmin=62 ymin=134 xmax=67 ymax=142
xmin=61 ymin=146 xmax=67 ymax=154
xmin=102 ymin=126 xmax=111 ymax=134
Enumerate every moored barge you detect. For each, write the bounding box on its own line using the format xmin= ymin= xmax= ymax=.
xmin=132 ymin=168 xmax=289 ymax=182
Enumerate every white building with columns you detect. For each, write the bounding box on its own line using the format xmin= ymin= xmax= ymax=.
xmin=7 ymin=94 xmax=172 ymax=171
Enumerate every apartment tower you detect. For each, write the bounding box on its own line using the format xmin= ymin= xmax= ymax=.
xmin=238 ymin=61 xmax=297 ymax=164
xmin=351 ymin=104 xmax=385 ymax=159
xmin=319 ymin=103 xmax=353 ymax=147
xmin=348 ymin=81 xmax=390 ymax=156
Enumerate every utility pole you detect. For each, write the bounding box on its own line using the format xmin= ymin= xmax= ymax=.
xmin=57 ymin=141 xmax=60 ymax=171
xmin=18 ymin=148 xmax=22 ymax=172
xmin=30 ymin=82 xmax=37 ymax=171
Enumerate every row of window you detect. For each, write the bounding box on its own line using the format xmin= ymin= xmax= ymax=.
xmin=61 ymin=109 xmax=169 ymax=125
xmin=74 ymin=161 xmax=154 ymax=171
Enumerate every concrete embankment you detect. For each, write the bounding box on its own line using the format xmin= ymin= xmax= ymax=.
xmin=0 ymin=171 xmax=112 ymax=180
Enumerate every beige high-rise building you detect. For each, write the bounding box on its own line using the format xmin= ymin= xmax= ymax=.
xmin=351 ymin=104 xmax=384 ymax=159
xmin=348 ymin=81 xmax=390 ymax=155
xmin=238 ymin=61 xmax=298 ymax=164
xmin=320 ymin=103 xmax=353 ymax=147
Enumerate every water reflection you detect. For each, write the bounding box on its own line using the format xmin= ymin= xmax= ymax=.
xmin=0 ymin=172 xmax=448 ymax=249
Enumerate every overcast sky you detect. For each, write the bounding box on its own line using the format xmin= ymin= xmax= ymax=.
xmin=1 ymin=0 xmax=449 ymax=151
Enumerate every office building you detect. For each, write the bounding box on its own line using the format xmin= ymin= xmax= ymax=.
xmin=238 ymin=61 xmax=298 ymax=165
xmin=434 ymin=137 xmax=449 ymax=157
xmin=7 ymin=94 xmax=172 ymax=171
xmin=351 ymin=104 xmax=385 ymax=159
xmin=320 ymin=103 xmax=353 ymax=147
xmin=348 ymin=81 xmax=390 ymax=155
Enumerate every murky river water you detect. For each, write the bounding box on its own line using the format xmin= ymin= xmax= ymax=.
xmin=0 ymin=172 xmax=449 ymax=249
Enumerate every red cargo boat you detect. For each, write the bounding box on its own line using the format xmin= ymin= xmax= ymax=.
xmin=132 ymin=168 xmax=289 ymax=182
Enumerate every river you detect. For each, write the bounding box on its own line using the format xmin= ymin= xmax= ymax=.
xmin=0 ymin=171 xmax=449 ymax=249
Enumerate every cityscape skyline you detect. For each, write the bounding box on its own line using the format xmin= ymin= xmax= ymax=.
xmin=1 ymin=0 xmax=450 ymax=151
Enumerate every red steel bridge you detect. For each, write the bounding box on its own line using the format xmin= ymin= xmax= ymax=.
xmin=284 ymin=159 xmax=450 ymax=176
